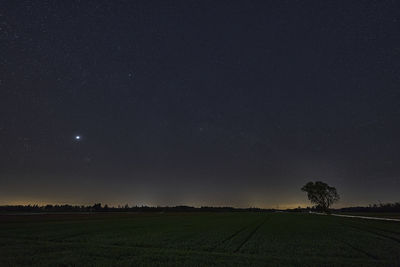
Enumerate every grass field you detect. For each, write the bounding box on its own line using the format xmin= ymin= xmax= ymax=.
xmin=1 ymin=212 xmax=400 ymax=266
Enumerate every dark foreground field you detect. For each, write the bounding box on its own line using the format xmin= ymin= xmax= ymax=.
xmin=1 ymin=212 xmax=400 ymax=266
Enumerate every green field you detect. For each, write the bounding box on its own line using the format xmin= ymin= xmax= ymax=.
xmin=1 ymin=212 xmax=400 ymax=266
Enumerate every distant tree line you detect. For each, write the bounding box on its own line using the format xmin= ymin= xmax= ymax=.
xmin=0 ymin=203 xmax=274 ymax=213
xmin=285 ymin=202 xmax=400 ymax=213
xmin=339 ymin=202 xmax=400 ymax=213
xmin=1 ymin=202 xmax=399 ymax=213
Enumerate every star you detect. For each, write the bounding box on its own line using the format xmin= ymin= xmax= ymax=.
xmin=75 ymin=135 xmax=81 ymax=140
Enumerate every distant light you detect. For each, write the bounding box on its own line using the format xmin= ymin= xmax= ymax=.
xmin=75 ymin=135 xmax=81 ymax=140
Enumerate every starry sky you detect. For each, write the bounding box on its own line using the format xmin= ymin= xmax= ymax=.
xmin=1 ymin=0 xmax=399 ymax=208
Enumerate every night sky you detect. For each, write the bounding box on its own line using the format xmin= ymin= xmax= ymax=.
xmin=1 ymin=1 xmax=399 ymax=208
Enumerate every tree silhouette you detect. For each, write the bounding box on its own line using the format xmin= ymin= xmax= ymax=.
xmin=301 ymin=181 xmax=339 ymax=212
xmin=92 ymin=203 xmax=102 ymax=211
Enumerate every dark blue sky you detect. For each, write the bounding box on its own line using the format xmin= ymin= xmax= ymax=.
xmin=1 ymin=0 xmax=399 ymax=208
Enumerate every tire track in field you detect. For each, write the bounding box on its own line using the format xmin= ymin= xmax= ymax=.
xmin=234 ymin=217 xmax=268 ymax=253
xmin=350 ymin=219 xmax=400 ymax=236
xmin=341 ymin=223 xmax=400 ymax=244
xmin=336 ymin=238 xmax=379 ymax=260
xmin=50 ymin=232 xmax=87 ymax=242
xmin=10 ymin=234 xmax=265 ymax=261
xmin=209 ymin=225 xmax=249 ymax=251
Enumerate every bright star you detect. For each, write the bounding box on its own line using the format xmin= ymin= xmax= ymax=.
xmin=75 ymin=135 xmax=81 ymax=140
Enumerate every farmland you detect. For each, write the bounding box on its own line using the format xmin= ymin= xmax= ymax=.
xmin=1 ymin=212 xmax=400 ymax=266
